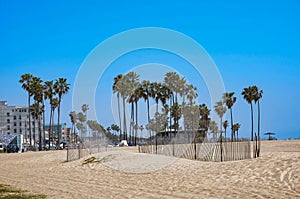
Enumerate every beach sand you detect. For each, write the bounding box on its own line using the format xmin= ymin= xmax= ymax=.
xmin=0 ymin=140 xmax=299 ymax=198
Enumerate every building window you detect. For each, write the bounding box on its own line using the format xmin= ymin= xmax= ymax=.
xmin=14 ymin=122 xmax=17 ymax=126
xmin=7 ymin=119 xmax=10 ymax=123
xmin=7 ymin=112 xmax=10 ymax=116
xmin=19 ymin=109 xmax=21 ymax=112
xmin=24 ymin=109 xmax=27 ymax=112
xmin=20 ymin=129 xmax=22 ymax=133
xmin=7 ymin=125 xmax=10 ymax=130
xmin=32 ymin=122 xmax=35 ymax=126
xmin=14 ymin=116 xmax=16 ymax=120
xmin=19 ymin=115 xmax=22 ymax=120
xmin=12 ymin=109 xmax=14 ymax=112
xmin=14 ymin=129 xmax=17 ymax=133
xmin=19 ymin=122 xmax=22 ymax=126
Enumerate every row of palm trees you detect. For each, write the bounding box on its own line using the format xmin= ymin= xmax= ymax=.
xmin=112 ymin=72 xmax=263 ymax=155
xmin=69 ymin=104 xmax=121 ymax=144
xmin=212 ymin=87 xmax=263 ymax=157
xmin=19 ymin=74 xmax=70 ymax=149
xmin=113 ymin=72 xmax=199 ymax=145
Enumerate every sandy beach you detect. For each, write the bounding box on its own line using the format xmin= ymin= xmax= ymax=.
xmin=0 ymin=140 xmax=299 ymax=198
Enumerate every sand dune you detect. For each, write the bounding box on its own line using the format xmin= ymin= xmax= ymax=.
xmin=0 ymin=140 xmax=299 ymax=198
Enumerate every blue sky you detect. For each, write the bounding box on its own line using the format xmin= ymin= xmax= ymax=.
xmin=0 ymin=1 xmax=299 ymax=139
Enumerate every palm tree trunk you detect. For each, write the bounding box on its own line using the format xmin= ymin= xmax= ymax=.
xmin=57 ymin=98 xmax=61 ymax=146
xmin=42 ymin=98 xmax=45 ymax=149
xmin=169 ymin=98 xmax=172 ymax=138
xmin=147 ymin=98 xmax=150 ymax=124
xmin=122 ymin=97 xmax=127 ymax=141
xmin=230 ymin=108 xmax=233 ymax=142
xmin=257 ymin=100 xmax=261 ymax=157
xmin=117 ymin=94 xmax=122 ymax=141
xmin=48 ymin=108 xmax=52 ymax=149
xmin=28 ymin=91 xmax=32 ymax=146
xmin=38 ymin=114 xmax=42 ymax=150
xmin=251 ymin=103 xmax=254 ymax=141
xmin=135 ymin=101 xmax=138 ymax=145
xmin=130 ymin=102 xmax=134 ymax=143
xmin=33 ymin=118 xmax=36 ymax=149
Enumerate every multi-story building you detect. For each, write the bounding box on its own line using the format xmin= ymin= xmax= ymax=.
xmin=0 ymin=100 xmax=42 ymax=145
xmin=44 ymin=123 xmax=73 ymax=144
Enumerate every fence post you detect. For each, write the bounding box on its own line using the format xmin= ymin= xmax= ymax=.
xmin=78 ymin=144 xmax=81 ymax=159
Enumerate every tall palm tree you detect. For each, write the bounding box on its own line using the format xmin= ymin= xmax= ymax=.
xmin=199 ymin=104 xmax=211 ymax=133
xmin=76 ymin=112 xmax=87 ymax=139
xmin=233 ymin=123 xmax=241 ymax=140
xmin=19 ymin=73 xmax=33 ymax=146
xmin=214 ymin=100 xmax=227 ymax=137
xmin=164 ymin=72 xmax=180 ymax=130
xmin=30 ymin=102 xmax=43 ymax=149
xmin=150 ymin=82 xmax=162 ymax=114
xmin=222 ymin=92 xmax=237 ymax=141
xmin=223 ymin=120 xmax=228 ymax=141
xmin=186 ymin=84 xmax=198 ymax=105
xmin=82 ymin=104 xmax=89 ymax=143
xmin=171 ymin=102 xmax=182 ymax=133
xmin=141 ymin=80 xmax=151 ymax=125
xmin=113 ymin=74 xmax=123 ymax=141
xmin=54 ymin=78 xmax=70 ymax=145
xmin=50 ymin=98 xmax=59 ymax=146
xmin=241 ymin=87 xmax=255 ymax=141
xmin=44 ymin=80 xmax=56 ymax=148
xmin=209 ymin=120 xmax=218 ymax=140
xmin=253 ymin=86 xmax=263 ymax=157
xmin=214 ymin=100 xmax=226 ymax=162
xmin=133 ymin=85 xmax=143 ymax=145
xmin=69 ymin=111 xmax=77 ymax=144
xmin=30 ymin=77 xmax=44 ymax=149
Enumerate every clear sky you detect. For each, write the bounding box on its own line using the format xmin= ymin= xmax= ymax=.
xmin=0 ymin=0 xmax=299 ymax=140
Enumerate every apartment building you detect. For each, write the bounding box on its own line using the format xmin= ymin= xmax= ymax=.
xmin=0 ymin=100 xmax=42 ymax=144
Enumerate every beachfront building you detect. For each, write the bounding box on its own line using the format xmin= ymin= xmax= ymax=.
xmin=0 ymin=100 xmax=43 ymax=145
xmin=44 ymin=123 xmax=73 ymax=144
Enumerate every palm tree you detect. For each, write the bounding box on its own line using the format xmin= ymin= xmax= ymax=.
xmin=54 ymin=78 xmax=70 ymax=145
xmin=50 ymin=97 xmax=59 ymax=146
xmin=77 ymin=112 xmax=87 ymax=139
xmin=233 ymin=123 xmax=241 ymax=140
xmin=186 ymin=84 xmax=198 ymax=105
xmin=69 ymin=111 xmax=77 ymax=144
xmin=44 ymin=80 xmax=56 ymax=148
xmin=81 ymin=104 xmax=89 ymax=143
xmin=222 ymin=92 xmax=237 ymax=141
xmin=214 ymin=100 xmax=227 ymax=137
xmin=209 ymin=120 xmax=218 ymax=140
xmin=30 ymin=77 xmax=44 ymax=149
xmin=253 ymin=86 xmax=263 ymax=157
xmin=19 ymin=73 xmax=33 ymax=146
xmin=133 ymin=85 xmax=143 ymax=145
xmin=199 ymin=104 xmax=211 ymax=133
xmin=242 ymin=87 xmax=255 ymax=141
xmin=150 ymin=82 xmax=162 ymax=114
xmin=113 ymin=74 xmax=123 ymax=141
xmin=164 ymin=72 xmax=180 ymax=129
xmin=30 ymin=102 xmax=43 ymax=149
xmin=223 ymin=120 xmax=228 ymax=141
xmin=214 ymin=100 xmax=226 ymax=162
xmin=171 ymin=102 xmax=182 ymax=133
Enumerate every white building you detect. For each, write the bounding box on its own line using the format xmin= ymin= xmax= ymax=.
xmin=0 ymin=100 xmax=42 ymax=145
